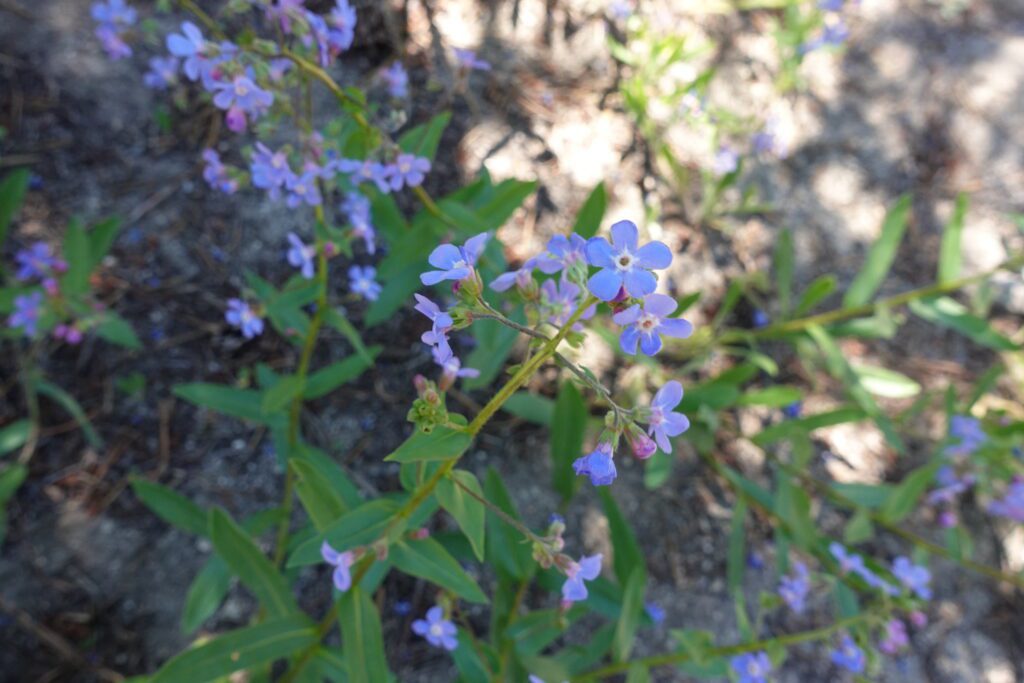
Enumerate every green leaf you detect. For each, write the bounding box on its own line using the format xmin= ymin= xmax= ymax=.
xmin=625 ymin=664 xmax=652 ymax=683
xmin=292 ymin=459 xmax=349 ymax=531
xmin=474 ymin=179 xmax=538 ymax=232
xmin=879 ymin=462 xmax=941 ymax=524
xmin=0 ymin=463 xmax=26 ymax=503
xmin=572 ymin=183 xmax=608 ymax=239
xmin=151 ymin=614 xmax=317 ymax=683
xmin=613 ymin=568 xmax=646 ymax=662
xmin=131 ymin=479 xmax=208 ymax=536
xmin=551 ymin=380 xmax=587 ymax=501
xmin=338 ymin=588 xmax=390 ymax=683
xmin=304 ymin=349 xmax=379 ymax=400
xmin=174 ymin=383 xmax=265 ymax=422
xmin=938 ymin=193 xmax=968 ymax=284
xmin=452 ymin=631 xmax=493 ymax=682
xmin=365 ymin=267 xmax=422 ymax=327
xmin=0 ymin=169 xmax=30 ymax=248
xmin=35 ymin=379 xmax=102 ymax=448
xmin=0 ymin=420 xmax=30 ymax=457
xmin=774 ymin=228 xmax=794 ymax=314
xmin=598 ymin=489 xmax=644 ymax=585
xmin=208 ymin=508 xmax=298 ymax=617
xmin=261 ymin=375 xmax=305 ymax=415
xmin=289 ymin=499 xmax=401 ymax=567
xmin=736 ymin=386 xmax=802 ymax=407
xmin=323 ymin=309 xmax=377 ymax=366
xmin=384 ymin=424 xmax=473 ymax=463
xmin=850 ymin=364 xmax=921 ymax=399
xmin=643 ymin=451 xmax=672 ymax=490
xmin=843 ymin=507 xmax=875 ymax=544
xmin=843 ymin=194 xmax=912 ymax=307
xmin=293 ymin=444 xmax=362 ymax=511
xmin=181 ymin=557 xmax=232 ymax=634
xmin=484 ymin=468 xmax=534 ymax=579
xmin=436 ymin=470 xmax=486 ymax=561
xmin=672 ymin=629 xmax=718 ymax=666
xmin=502 ymin=391 xmax=553 ymax=426
xmin=94 ymin=313 xmax=141 ymax=350
xmin=390 ymin=538 xmax=488 ymax=603
xmin=60 ymin=220 xmax=91 ymax=295
xmin=752 ymin=407 xmax=867 ymax=446
xmin=793 ymin=274 xmax=837 ymax=316
xmin=397 ymin=111 xmax=451 ymax=160
xmin=909 ymin=296 xmax=1017 ymax=351
xmin=86 ymin=217 xmax=122 ymax=270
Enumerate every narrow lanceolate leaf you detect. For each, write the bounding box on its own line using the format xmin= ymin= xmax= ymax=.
xmin=181 ymin=557 xmax=232 ymax=634
xmin=484 ymin=468 xmax=534 ymax=580
xmin=292 ymin=459 xmax=349 ymax=532
xmin=736 ymin=386 xmax=802 ymax=408
xmin=613 ymin=567 xmax=646 ymax=662
xmin=303 ymin=349 xmax=380 ymax=400
xmin=879 ymin=461 xmax=942 ymax=524
xmin=598 ymin=489 xmax=645 ymax=585
xmin=938 ymin=193 xmax=968 ymax=284
xmin=35 ymin=379 xmax=102 ymax=447
xmin=261 ymin=375 xmax=305 ymax=415
xmin=551 ymin=380 xmax=587 ymax=502
xmin=173 ymin=383 xmax=265 ymax=423
xmin=338 ymin=588 xmax=390 ymax=683
xmin=843 ymin=194 xmax=912 ymax=307
xmin=0 ymin=464 xmax=27 ymax=503
xmin=288 ymin=499 xmax=401 ymax=567
xmin=573 ymin=182 xmax=608 ymax=239
xmin=151 ymin=614 xmax=317 ymax=683
xmin=0 ymin=420 xmax=31 ymax=457
xmin=131 ymin=479 xmax=208 ymax=537
xmin=774 ymin=228 xmax=794 ymax=314
xmin=793 ymin=274 xmax=837 ymax=317
xmin=396 ymin=111 xmax=451 ymax=160
xmin=0 ymin=169 xmax=30 ymax=248
xmin=85 ymin=217 xmax=122 ymax=271
xmin=384 ymin=424 xmax=473 ymax=463
xmin=208 ymin=508 xmax=297 ymax=617
xmin=909 ymin=296 xmax=1017 ymax=351
xmin=436 ymin=470 xmax=486 ymax=561
xmin=390 ymin=538 xmax=488 ymax=604
xmin=94 ymin=312 xmax=141 ymax=350
xmin=850 ymin=364 xmax=921 ymax=399
xmin=61 ymin=219 xmax=91 ymax=295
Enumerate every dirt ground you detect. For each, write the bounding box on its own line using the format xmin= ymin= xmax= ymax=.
xmin=1 ymin=0 xmax=1023 ymax=681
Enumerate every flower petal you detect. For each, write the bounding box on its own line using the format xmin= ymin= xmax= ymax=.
xmin=588 ymin=268 xmax=624 ymax=301
xmin=584 ymin=237 xmax=616 ymax=269
xmin=462 ymin=233 xmax=489 ymax=264
xmin=610 ymin=220 xmax=638 ymax=252
xmin=653 ymin=380 xmax=683 ymax=410
xmin=420 ymin=270 xmax=448 ymax=286
xmin=662 ymin=412 xmax=691 ymax=437
xmin=579 ymin=554 xmax=603 ymax=580
xmin=643 ymin=293 xmax=677 ymax=317
xmin=320 ymin=540 xmax=341 ymax=565
xmin=639 ymin=332 xmax=662 ymax=356
xmin=426 ymin=606 xmax=444 ymax=623
xmin=654 ymin=426 xmax=672 ymax=454
xmin=622 ymin=268 xmax=657 ymax=298
xmin=612 ymin=304 xmax=641 ymax=325
xmin=658 ymin=317 xmax=694 ymax=339
xmin=427 ymin=244 xmax=462 ymax=270
xmin=562 ymin=577 xmax=587 ymax=602
xmin=635 ymin=240 xmax=673 ymax=269
xmin=619 ymin=326 xmax=640 ymax=355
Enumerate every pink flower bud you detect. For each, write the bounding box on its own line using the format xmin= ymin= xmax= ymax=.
xmin=412 ymin=528 xmax=430 ymax=540
xmin=225 ymin=105 xmax=247 ymax=133
xmin=413 ymin=374 xmax=429 ymax=394
xmin=43 ymin=278 xmax=59 ymax=297
xmin=627 ymin=430 xmax=657 ymax=460
xmin=909 ymin=610 xmax=928 ymax=628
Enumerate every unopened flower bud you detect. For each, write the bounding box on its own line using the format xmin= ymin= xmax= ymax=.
xmin=412 ymin=527 xmax=430 ymax=540
xmin=413 ymin=374 xmax=429 ymax=394
xmin=909 ymin=610 xmax=928 ymax=628
xmin=626 ymin=425 xmax=657 ymax=460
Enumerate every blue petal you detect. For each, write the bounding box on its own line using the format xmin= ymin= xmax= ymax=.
xmin=635 ymin=240 xmax=673 ymax=269
xmin=619 ymin=326 xmax=640 ymax=354
xmin=609 ymin=220 xmax=638 ymax=252
xmin=587 ymin=268 xmax=623 ymax=301
xmin=658 ymin=317 xmax=693 ymax=338
xmin=622 ymin=268 xmax=657 ymax=298
xmin=420 ymin=270 xmax=447 ymax=285
xmin=584 ymin=237 xmax=616 ymax=268
xmin=427 ymin=243 xmax=462 ymax=269
xmin=639 ymin=332 xmax=662 ymax=356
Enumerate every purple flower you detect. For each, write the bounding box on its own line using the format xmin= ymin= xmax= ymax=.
xmin=818 ymin=0 xmax=846 ymax=10
xmin=730 ymin=652 xmax=771 ymax=683
xmin=829 ymin=542 xmax=895 ymax=594
xmin=434 ymin=348 xmax=480 ymax=386
xmin=143 ymin=56 xmax=179 ymax=90
xmin=644 ymin=601 xmax=665 ymax=625
xmin=562 ymin=553 xmax=602 ymax=602
xmin=95 ymin=25 xmax=131 ymax=60
xmin=225 ymin=298 xmax=264 ymax=339
xmin=212 ymin=74 xmax=273 ymax=132
xmin=337 ymin=158 xmax=392 ymax=193
xmin=879 ymin=619 xmax=909 ymax=655
xmin=349 ymin=265 xmax=382 ymax=301
xmin=166 ymin=22 xmax=208 ymax=81
xmin=382 ymin=62 xmax=408 ymax=99
xmin=609 ymin=0 xmax=633 ymax=21
xmin=584 ymin=220 xmax=672 ymax=301
xmin=891 ymin=557 xmax=931 ymax=600
xmin=453 ymin=48 xmax=491 ymax=71
xmin=613 ymin=293 xmax=693 ymax=356
xmin=268 ymin=58 xmax=293 ymax=81
xmin=327 ymin=0 xmax=357 ymax=53
xmin=802 ymin=17 xmax=849 ymax=53
xmin=989 ymin=481 xmax=1024 ymax=522
xmin=830 ymin=635 xmax=865 ymax=673
xmin=8 ymin=291 xmax=44 ymax=337
xmin=320 ymin=541 xmax=354 ymax=592
xmin=573 ymin=443 xmax=617 ymax=486
xmin=15 ymin=243 xmax=65 ymax=281
xmin=387 ymin=154 xmax=431 ymax=191
xmin=286 ymin=170 xmax=323 ymax=208
xmin=91 ymin=0 xmax=136 ymax=27
xmin=751 ymin=117 xmax=788 ymax=159
xmin=303 ymin=11 xmax=333 ymax=67
xmin=201 ymin=149 xmax=238 ymax=194
xmin=341 ymin=192 xmax=376 ymax=254
xmin=646 ymin=380 xmax=690 ymax=454
xmin=540 ymin=279 xmax=596 ymax=329
xmin=420 ymin=233 xmax=489 ymax=286
xmin=927 ymin=465 xmax=973 ymax=505
xmin=412 ymin=606 xmax=458 ymax=651
xmin=783 ymin=401 xmax=802 ymax=419
xmin=490 ymin=265 xmax=535 ymax=293
xmin=778 ymin=561 xmax=810 ymax=614
xmin=251 ymin=143 xmax=294 ymax=200
xmin=534 ymin=233 xmax=587 ymax=275
xmin=265 ymin=0 xmax=305 ymax=34
xmin=414 ymin=294 xmax=454 ymax=361
xmin=752 ymin=309 xmax=770 ymax=328
xmin=287 ymin=233 xmax=316 ymax=279
xmin=946 ymin=415 xmax=985 ymax=457
xmin=712 ymin=146 xmax=739 ymax=176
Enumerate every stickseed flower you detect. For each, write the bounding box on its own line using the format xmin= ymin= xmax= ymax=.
xmin=573 ymin=442 xmax=617 ymax=486
xmin=613 ymin=293 xmax=693 ymax=356
xmin=778 ymin=561 xmax=810 ymax=614
xmin=562 ymin=554 xmax=602 ymax=602
xmin=946 ymin=415 xmax=985 ymax=457
xmin=829 ymin=542 xmax=896 ymax=595
xmin=54 ymin=323 xmax=84 ymax=345
xmin=434 ymin=348 xmax=479 ymax=390
xmin=92 ymin=0 xmax=136 ymax=60
xmin=625 ymin=426 xmax=657 ymax=460
xmin=286 ymin=233 xmax=316 ymax=279
xmin=8 ymin=292 xmax=44 ymax=337
xmin=143 ymin=56 xmax=180 ymax=90
xmin=201 ymin=149 xmax=238 ymax=194
xmin=584 ymin=220 xmax=672 ymax=301
xmin=349 ymin=265 xmax=382 ymax=301
xmin=878 ymin=618 xmax=909 ymax=655
xmin=286 ymin=170 xmax=323 ymax=208
xmin=387 ymin=154 xmax=431 ymax=191
xmin=225 ymin=298 xmax=263 ymax=339
xmin=15 ymin=243 xmax=66 ymax=282
xmin=540 ymin=279 xmax=595 ymax=329
xmin=730 ymin=652 xmax=772 ymax=683
xmin=382 ymin=62 xmax=409 ymax=98
xmin=535 ymin=233 xmax=587 ymax=275
xmin=712 ymin=146 xmax=739 ymax=176
xmin=212 ymin=74 xmax=273 ymax=133
xmin=927 ymin=466 xmax=973 ymax=505
xmin=988 ymin=480 xmax=1024 ymax=522
xmin=341 ymin=192 xmax=376 ymax=254
xmin=453 ymin=48 xmax=491 ymax=71
xmin=891 ymin=557 xmax=932 ymax=600
xmin=830 ymin=635 xmax=865 ymax=674
xmin=420 ymin=233 xmax=489 ymax=286
xmin=327 ymin=0 xmax=357 ymax=53
xmin=337 ymin=158 xmax=392 ymax=193
xmin=490 ymin=264 xmax=535 ymax=293
xmin=166 ymin=21 xmax=208 ymax=81
xmin=783 ymin=401 xmax=802 ymax=419
xmin=412 ymin=606 xmax=458 ymax=651
xmin=251 ymin=143 xmax=294 ymax=200
xmin=643 ymin=380 xmax=690 ymax=454
xmin=414 ymin=294 xmax=454 ymax=361
xmin=320 ymin=541 xmax=354 ymax=592
xmin=645 ymin=601 xmax=665 ymax=625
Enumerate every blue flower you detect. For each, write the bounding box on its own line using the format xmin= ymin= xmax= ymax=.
xmin=387 ymin=154 xmax=430 ymax=191
xmin=454 ymin=48 xmax=491 ymax=71
xmin=989 ymin=481 xmax=1024 ymax=522
xmin=320 ymin=541 xmax=354 ymax=592
xmin=612 ymin=293 xmax=693 ymax=356
xmin=434 ymin=349 xmax=479 ymax=388
xmin=573 ymin=443 xmax=617 ymax=486
xmin=287 ymin=233 xmax=316 ymax=279
xmin=752 ymin=309 xmax=770 ymax=328
xmin=490 ymin=264 xmax=535 ymax=293
xmin=540 ymin=279 xmax=596 ymax=329
xmin=878 ymin=618 xmax=909 ymax=655
xmin=891 ymin=557 xmax=931 ymax=600
xmin=143 ymin=56 xmax=179 ymax=90
xmin=778 ymin=561 xmax=810 ymax=614
xmin=830 ymin=635 xmax=865 ymax=673
xmin=201 ymin=149 xmax=238 ymax=194
xmin=286 ymin=170 xmax=323 ymax=208
xmin=646 ymin=380 xmax=690 ymax=454
xmin=414 ymin=294 xmax=454 ymax=361
xmin=712 ymin=146 xmax=739 ymax=176
xmin=926 ymin=466 xmax=972 ymax=506
xmin=212 ymin=73 xmax=274 ymax=133
xmin=946 ymin=415 xmax=985 ymax=457
xmin=644 ymin=601 xmax=665 ymax=625
xmin=562 ymin=553 xmax=602 ymax=602
xmin=337 ymin=158 xmax=391 ymax=193
xmin=225 ymin=298 xmax=264 ymax=339
xmin=420 ymin=233 xmax=489 ymax=286
xmin=327 ymin=0 xmax=357 ymax=53
xmin=341 ymin=192 xmax=376 ymax=254
xmin=584 ymin=220 xmax=672 ymax=301
xmin=91 ymin=0 xmax=136 ymax=26
xmin=534 ymin=233 xmax=587 ymax=274
xmin=783 ymin=401 xmax=802 ymax=419
xmin=349 ymin=265 xmax=382 ymax=301
xmin=730 ymin=652 xmax=771 ymax=683
xmin=382 ymin=62 xmax=408 ymax=98
xmin=166 ymin=21 xmax=208 ymax=81
xmin=829 ymin=542 xmax=896 ymax=595
xmin=412 ymin=606 xmax=458 ymax=651
xmin=8 ymin=292 xmax=44 ymax=337
xmin=251 ymin=143 xmax=294 ymax=201
xmin=15 ymin=242 xmax=65 ymax=282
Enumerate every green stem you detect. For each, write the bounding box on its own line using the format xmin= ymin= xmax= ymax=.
xmin=451 ymin=475 xmax=546 ymax=545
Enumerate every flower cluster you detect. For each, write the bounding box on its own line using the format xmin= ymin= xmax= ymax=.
xmin=91 ymin=0 xmax=136 ymax=60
